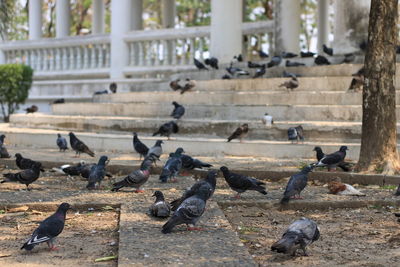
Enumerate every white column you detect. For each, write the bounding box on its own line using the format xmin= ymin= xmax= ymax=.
xmin=317 ymin=0 xmax=329 ymax=54
xmin=29 ymin=0 xmax=42 ymax=40
xmin=92 ymin=0 xmax=105 ymax=34
xmin=210 ymin=0 xmax=242 ymax=64
xmin=131 ymin=0 xmax=143 ymax=30
xmin=333 ymin=0 xmax=370 ymax=54
xmin=56 ymin=0 xmax=70 ymax=38
xmin=111 ymin=0 xmax=131 ymax=78
xmin=274 ymin=0 xmax=300 ymax=54
xmin=162 ymin=0 xmax=175 ymax=28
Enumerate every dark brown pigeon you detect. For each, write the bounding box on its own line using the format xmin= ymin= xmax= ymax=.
xmin=69 ymin=132 xmax=95 ymax=157
xmin=227 ymin=123 xmax=249 ymax=143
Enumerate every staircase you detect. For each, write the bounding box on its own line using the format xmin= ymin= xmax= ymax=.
xmin=4 ymin=63 xmax=400 ymax=162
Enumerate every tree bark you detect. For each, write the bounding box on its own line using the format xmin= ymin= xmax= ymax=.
xmin=356 ymin=0 xmax=400 ymax=174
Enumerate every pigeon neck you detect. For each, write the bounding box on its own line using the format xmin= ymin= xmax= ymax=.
xmin=155 ymin=195 xmax=165 ymax=202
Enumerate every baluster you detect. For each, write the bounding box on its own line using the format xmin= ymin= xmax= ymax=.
xmin=105 ymin=44 xmax=110 ymax=67
xmin=198 ymin=38 xmax=204 ymax=60
xmin=30 ymin=50 xmax=36 ymax=70
xmin=268 ymin=32 xmax=274 ymax=56
xmin=68 ymin=47 xmax=74 ymax=69
xmin=42 ymin=49 xmax=49 ymax=71
xmin=90 ymin=45 xmax=96 ymax=68
xmin=154 ymin=40 xmax=160 ymax=66
xmin=189 ymin=38 xmax=195 ymax=63
xmin=36 ymin=49 xmax=42 ymax=71
xmin=171 ymin=40 xmax=177 ymax=65
xmin=76 ymin=47 xmax=82 ymax=69
xmin=162 ymin=40 xmax=168 ymax=65
xmin=63 ymin=47 xmax=69 ymax=70
xmin=83 ymin=46 xmax=89 ymax=69
xmin=25 ymin=50 xmax=30 ymax=66
xmin=54 ymin=48 xmax=60 ymax=70
xmin=97 ymin=44 xmax=103 ymax=68
xmin=48 ymin=49 xmax=54 ymax=71
xmin=146 ymin=41 xmax=152 ymax=66
xmin=138 ymin=42 xmax=144 ymax=66
xmin=128 ymin=43 xmax=134 ymax=66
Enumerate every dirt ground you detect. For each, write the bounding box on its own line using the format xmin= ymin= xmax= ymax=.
xmin=223 ymin=205 xmax=400 ymax=267
xmin=0 ymin=207 xmax=119 ymax=267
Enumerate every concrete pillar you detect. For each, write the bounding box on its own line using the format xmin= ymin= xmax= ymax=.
xmin=274 ymin=0 xmax=300 ymax=54
xmin=111 ymin=0 xmax=131 ymax=78
xmin=29 ymin=0 xmax=42 ymax=40
xmin=56 ymin=0 xmax=70 ymax=38
xmin=131 ymin=0 xmax=143 ymax=30
xmin=210 ymin=0 xmax=242 ymax=64
xmin=162 ymin=0 xmax=175 ymax=28
xmin=333 ymin=0 xmax=370 ymax=54
xmin=92 ymin=0 xmax=105 ymax=34
xmin=317 ymin=0 xmax=329 ymax=54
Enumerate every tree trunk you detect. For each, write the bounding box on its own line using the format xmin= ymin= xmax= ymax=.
xmin=356 ymin=0 xmax=400 ymax=174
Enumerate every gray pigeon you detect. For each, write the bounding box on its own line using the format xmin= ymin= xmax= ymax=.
xmin=86 ymin=156 xmax=108 ymax=190
xmin=267 ymin=56 xmax=282 ymax=68
xmin=288 ymin=125 xmax=304 ymax=143
xmin=314 ymin=146 xmax=348 ymax=170
xmin=271 ymin=217 xmax=320 ymax=256
xmin=2 ymin=162 xmax=42 ymax=190
xmin=159 ymin=149 xmax=184 ymax=183
xmin=170 ymin=170 xmax=217 ymax=211
xmin=56 ymin=133 xmax=68 ymax=152
xmin=171 ymin=101 xmax=185 ymax=119
xmin=162 ymin=186 xmax=212 ymax=234
xmin=133 ymin=132 xmax=149 ymax=160
xmin=0 ymin=134 xmax=11 ymax=158
xmin=147 ymin=140 xmax=163 ymax=161
xmin=220 ymin=166 xmax=267 ymax=198
xmin=286 ymin=60 xmax=305 ymax=67
xmin=280 ymin=165 xmax=313 ymax=204
xmin=173 ymin=148 xmax=212 ymax=172
xmin=150 ymin=191 xmax=171 ymax=218
xmin=111 ymin=157 xmax=152 ymax=192
xmin=279 ymin=77 xmax=299 ymax=91
xmin=21 ymin=203 xmax=70 ymax=251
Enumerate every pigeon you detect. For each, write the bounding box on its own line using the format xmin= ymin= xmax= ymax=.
xmin=280 ymin=165 xmax=314 ymax=204
xmin=169 ymin=79 xmax=182 ymax=91
xmin=267 ymin=56 xmax=282 ymax=68
xmin=171 ymin=101 xmax=185 ymax=119
xmin=181 ymin=78 xmax=196 ymax=94
xmin=328 ymin=181 xmax=365 ymax=196
xmin=69 ymin=132 xmax=95 ymax=157
xmin=271 ymin=217 xmax=320 ymax=256
xmin=300 ymin=51 xmax=315 ymax=58
xmin=286 ymin=60 xmax=305 ymax=67
xmin=253 ymin=64 xmax=266 ymax=78
xmin=395 ymin=184 xmax=400 ymax=196
xmin=15 ymin=153 xmax=44 ymax=172
xmin=56 ymin=134 xmax=68 ymax=152
xmin=170 ymin=170 xmax=217 ymax=211
xmin=287 ymin=125 xmax=304 ymax=143
xmin=314 ymin=146 xmax=348 ymax=170
xmin=204 ymin=57 xmax=219 ymax=69
xmin=161 ymin=186 xmax=211 ymax=234
xmin=52 ymin=98 xmax=65 ymax=104
xmin=194 ymin=58 xmax=208 ymax=70
xmin=227 ymin=123 xmax=249 ymax=143
xmin=353 ymin=67 xmax=365 ymax=77
xmin=86 ymin=155 xmax=108 ymax=189
xmin=25 ymin=105 xmax=38 ymax=114
xmin=147 ymin=140 xmax=163 ymax=161
xmin=313 ymin=146 xmax=351 ymax=172
xmin=222 ymin=74 xmax=232 ymax=80
xmin=93 ymin=90 xmax=108 ymax=95
xmin=282 ymin=70 xmax=299 ymax=78
xmin=248 ymin=61 xmax=264 ymax=68
xmin=178 ymin=149 xmax=213 ymax=171
xmin=322 ymin=44 xmax=333 ymax=56
xmin=21 ymin=203 xmax=71 ymax=251
xmin=348 ymin=71 xmax=364 ymax=91
xmin=2 ymin=162 xmax=42 ymax=190
xmin=153 ymin=121 xmax=179 ymax=139
xmin=0 ymin=134 xmax=11 ymax=158
xmin=234 ymin=54 xmax=243 ymax=62
xmin=281 ymin=52 xmax=298 ymax=58
xmin=314 ymin=55 xmax=331 ymax=65
xmin=359 ymin=40 xmax=368 ymax=51
xmin=133 ymin=132 xmax=149 ymax=160
xmin=342 ymin=53 xmax=355 ymax=63
xmin=111 ymin=157 xmax=152 ymax=192
xmin=149 ymin=190 xmax=171 ymax=218
xmin=258 ymin=50 xmax=269 ymax=58
xmin=279 ymin=77 xmax=299 ymax=91
xmin=220 ymin=166 xmax=267 ymax=198
xmin=159 ymin=149 xmax=184 ymax=183
xmin=226 ymin=64 xmax=250 ymax=77
xmin=54 ymin=161 xmax=86 ymax=176
xmin=109 ymin=82 xmax=117 ymax=93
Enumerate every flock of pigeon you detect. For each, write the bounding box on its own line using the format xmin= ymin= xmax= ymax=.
xmin=0 ymin=44 xmax=390 ymax=257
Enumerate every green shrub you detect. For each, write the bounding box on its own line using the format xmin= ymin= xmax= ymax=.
xmin=0 ymin=64 xmax=33 ymax=122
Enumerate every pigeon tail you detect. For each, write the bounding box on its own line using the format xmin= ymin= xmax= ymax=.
xmin=162 ymin=215 xmax=182 ymax=234
xmin=280 ymin=196 xmax=290 ymax=204
xmin=21 ymin=242 xmax=36 ymax=251
xmin=271 ymin=232 xmax=300 ymax=254
xmin=111 ymin=180 xmax=127 ymax=191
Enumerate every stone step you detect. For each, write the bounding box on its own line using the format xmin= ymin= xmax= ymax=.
xmin=12 ymin=113 xmax=400 ymax=142
xmin=51 ymin=102 xmax=400 ymax=121
xmin=0 ymin=123 xmax=365 ymax=159
xmin=95 ymin=90 xmax=400 ymax=106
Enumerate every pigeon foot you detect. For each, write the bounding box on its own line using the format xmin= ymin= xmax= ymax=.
xmin=135 ymin=189 xmax=145 ymax=193
xmin=187 ymin=227 xmax=204 ymax=231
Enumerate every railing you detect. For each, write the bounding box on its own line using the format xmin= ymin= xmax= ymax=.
xmin=123 ymin=21 xmax=274 ymax=74
xmin=0 ymin=21 xmax=273 ymax=79
xmin=0 ymin=34 xmax=110 ymax=77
